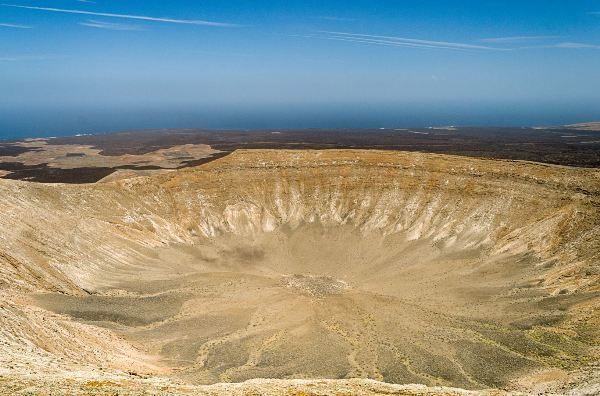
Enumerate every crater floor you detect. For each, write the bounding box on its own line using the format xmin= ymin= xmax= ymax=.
xmin=1 ymin=150 xmax=598 ymax=395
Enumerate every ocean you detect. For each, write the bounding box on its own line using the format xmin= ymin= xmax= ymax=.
xmin=1 ymin=102 xmax=598 ymax=140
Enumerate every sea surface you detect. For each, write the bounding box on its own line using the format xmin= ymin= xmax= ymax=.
xmin=1 ymin=102 xmax=598 ymax=140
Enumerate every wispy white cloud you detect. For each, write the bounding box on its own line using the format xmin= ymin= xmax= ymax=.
xmin=480 ymin=35 xmax=562 ymax=43
xmin=553 ymin=42 xmax=600 ymax=49
xmin=80 ymin=19 xmax=144 ymax=31
xmin=1 ymin=4 xmax=237 ymax=27
xmin=299 ymin=30 xmax=600 ymax=53
xmin=310 ymin=31 xmax=500 ymax=51
xmin=0 ymin=22 xmax=32 ymax=28
xmin=514 ymin=41 xmax=600 ymax=50
xmin=317 ymin=16 xmax=358 ymax=22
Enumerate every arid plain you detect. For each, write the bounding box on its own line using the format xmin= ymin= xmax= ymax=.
xmin=0 ymin=129 xmax=599 ymax=395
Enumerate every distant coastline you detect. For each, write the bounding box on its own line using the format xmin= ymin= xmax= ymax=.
xmin=2 ymin=103 xmax=600 ymax=141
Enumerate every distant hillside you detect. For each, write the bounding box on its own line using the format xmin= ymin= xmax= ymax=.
xmin=565 ymin=122 xmax=600 ymax=131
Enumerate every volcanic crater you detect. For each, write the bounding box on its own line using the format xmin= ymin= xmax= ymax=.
xmin=1 ymin=149 xmax=598 ymax=394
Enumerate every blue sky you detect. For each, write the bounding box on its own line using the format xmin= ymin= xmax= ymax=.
xmin=1 ymin=1 xmax=600 ymax=136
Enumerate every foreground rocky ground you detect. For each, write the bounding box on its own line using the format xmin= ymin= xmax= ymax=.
xmin=2 ymin=370 xmax=599 ymax=395
xmin=0 ymin=376 xmax=529 ymax=396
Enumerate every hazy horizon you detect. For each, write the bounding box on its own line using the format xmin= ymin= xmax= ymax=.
xmin=2 ymin=0 xmax=600 ymax=138
xmin=2 ymin=101 xmax=600 ymax=140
